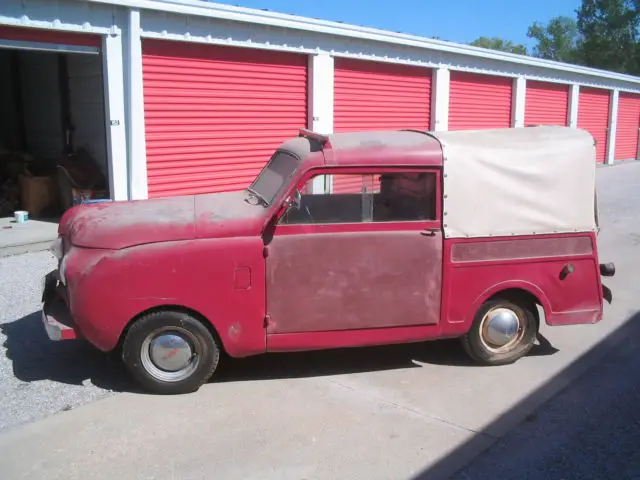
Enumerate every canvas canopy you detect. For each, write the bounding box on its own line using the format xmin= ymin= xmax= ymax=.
xmin=431 ymin=126 xmax=598 ymax=239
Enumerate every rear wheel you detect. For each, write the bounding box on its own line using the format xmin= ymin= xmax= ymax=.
xmin=122 ymin=310 xmax=220 ymax=394
xmin=461 ymin=299 xmax=537 ymax=366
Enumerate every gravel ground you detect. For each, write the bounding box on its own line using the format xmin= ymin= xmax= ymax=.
xmin=0 ymin=250 xmax=125 ymax=433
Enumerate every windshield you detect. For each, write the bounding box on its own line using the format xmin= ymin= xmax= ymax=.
xmin=248 ymin=150 xmax=299 ymax=205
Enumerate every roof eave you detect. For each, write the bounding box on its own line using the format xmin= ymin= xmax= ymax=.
xmin=85 ymin=0 xmax=640 ymax=85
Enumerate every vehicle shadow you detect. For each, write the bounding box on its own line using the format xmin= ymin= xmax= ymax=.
xmin=0 ymin=309 xmax=559 ymax=392
xmin=214 ymin=332 xmax=558 ymax=383
xmin=0 ymin=311 xmax=138 ymax=393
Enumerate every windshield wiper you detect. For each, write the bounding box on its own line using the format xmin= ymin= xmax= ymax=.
xmin=246 ymin=187 xmax=269 ymax=207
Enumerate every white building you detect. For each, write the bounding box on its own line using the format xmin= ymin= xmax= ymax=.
xmin=2 ymin=0 xmax=639 ymax=206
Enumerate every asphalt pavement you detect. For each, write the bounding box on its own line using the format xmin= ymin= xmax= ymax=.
xmin=0 ymin=161 xmax=639 ymax=479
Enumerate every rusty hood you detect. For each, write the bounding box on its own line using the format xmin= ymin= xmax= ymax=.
xmin=60 ymin=192 xmax=265 ymax=250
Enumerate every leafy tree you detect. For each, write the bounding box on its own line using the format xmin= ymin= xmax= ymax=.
xmin=576 ymin=0 xmax=639 ymax=74
xmin=527 ymin=16 xmax=583 ymax=63
xmin=470 ymin=36 xmax=529 ymax=55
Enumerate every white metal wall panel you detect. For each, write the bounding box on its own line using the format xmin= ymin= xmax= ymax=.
xmin=67 ymin=53 xmax=108 ymax=177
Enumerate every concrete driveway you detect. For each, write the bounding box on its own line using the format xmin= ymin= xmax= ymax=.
xmin=0 ymin=162 xmax=638 ymax=480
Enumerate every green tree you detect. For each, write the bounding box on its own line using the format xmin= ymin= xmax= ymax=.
xmin=576 ymin=0 xmax=639 ymax=74
xmin=527 ymin=16 xmax=583 ymax=63
xmin=470 ymin=36 xmax=529 ymax=55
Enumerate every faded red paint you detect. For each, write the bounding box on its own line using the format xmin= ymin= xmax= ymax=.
xmin=43 ymin=129 xmax=611 ymax=366
xmin=442 ymin=233 xmax=603 ymax=327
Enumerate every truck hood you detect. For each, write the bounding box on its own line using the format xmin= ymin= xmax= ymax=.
xmin=60 ymin=191 xmax=265 ymax=250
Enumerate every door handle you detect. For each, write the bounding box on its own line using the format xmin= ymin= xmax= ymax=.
xmin=421 ymin=229 xmax=438 ymax=237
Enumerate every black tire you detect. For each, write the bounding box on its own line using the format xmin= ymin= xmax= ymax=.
xmin=122 ymin=310 xmax=220 ymax=395
xmin=461 ymin=299 xmax=537 ymax=366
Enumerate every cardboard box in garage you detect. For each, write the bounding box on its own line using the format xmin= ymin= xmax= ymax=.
xmin=19 ymin=173 xmax=59 ymax=218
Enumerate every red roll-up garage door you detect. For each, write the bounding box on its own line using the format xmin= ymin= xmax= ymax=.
xmin=578 ymin=87 xmax=611 ymax=163
xmin=524 ymin=80 xmax=569 ymax=126
xmin=333 ymin=58 xmax=431 ymax=192
xmin=449 ymin=72 xmax=513 ymax=130
xmin=615 ymin=92 xmax=640 ymax=161
xmin=142 ymin=40 xmax=308 ymax=198
xmin=334 ymin=58 xmax=432 ymax=132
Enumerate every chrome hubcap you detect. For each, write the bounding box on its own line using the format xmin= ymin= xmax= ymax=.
xmin=150 ymin=334 xmax=193 ymax=372
xmin=479 ymin=307 xmax=523 ymax=353
xmin=140 ymin=327 xmax=199 ymax=382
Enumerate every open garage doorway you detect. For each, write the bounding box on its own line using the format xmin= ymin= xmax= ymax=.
xmin=0 ymin=29 xmax=111 ymax=222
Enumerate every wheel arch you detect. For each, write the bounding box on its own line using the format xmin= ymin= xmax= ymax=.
xmin=467 ymin=281 xmax=551 ymax=328
xmin=116 ymin=304 xmax=227 ymax=355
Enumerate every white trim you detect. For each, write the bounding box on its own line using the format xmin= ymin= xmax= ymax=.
xmin=0 ymin=17 xmax=118 ymax=36
xmin=431 ymin=68 xmax=450 ymax=132
xmin=0 ymin=39 xmax=99 ymax=54
xmin=606 ymin=90 xmax=619 ymax=165
xmin=308 ymin=53 xmax=334 ymax=194
xmin=135 ymin=31 xmax=640 ymax=94
xmin=102 ymin=33 xmax=129 ymax=201
xmin=84 ymin=0 xmax=640 ymax=86
xmin=512 ymin=77 xmax=526 ymax=128
xmin=569 ymin=84 xmax=580 ymax=127
xmin=124 ymin=8 xmax=148 ymax=200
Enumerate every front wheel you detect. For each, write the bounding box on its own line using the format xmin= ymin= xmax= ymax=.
xmin=461 ymin=299 xmax=537 ymax=366
xmin=122 ymin=310 xmax=221 ymax=394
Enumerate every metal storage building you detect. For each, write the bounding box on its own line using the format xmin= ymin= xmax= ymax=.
xmin=2 ymin=0 xmax=639 ymax=206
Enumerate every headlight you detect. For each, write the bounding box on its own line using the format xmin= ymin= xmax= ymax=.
xmin=49 ymin=236 xmax=63 ymax=260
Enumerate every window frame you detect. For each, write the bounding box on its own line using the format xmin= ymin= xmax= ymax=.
xmin=272 ymin=166 xmax=442 ymax=234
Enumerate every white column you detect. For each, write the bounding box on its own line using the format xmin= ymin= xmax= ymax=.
xmin=431 ymin=67 xmax=450 ymax=132
xmin=512 ymin=76 xmax=526 ymax=127
xmin=124 ymin=8 xmax=148 ymax=200
xmin=102 ymin=33 xmax=129 ymax=201
xmin=308 ymin=53 xmax=334 ymax=193
xmin=606 ymin=89 xmax=619 ymax=165
xmin=568 ymin=84 xmax=580 ymax=127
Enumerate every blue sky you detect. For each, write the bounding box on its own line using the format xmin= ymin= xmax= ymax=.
xmin=216 ymin=0 xmax=582 ymax=48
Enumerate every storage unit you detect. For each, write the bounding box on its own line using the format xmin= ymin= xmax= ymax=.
xmin=524 ymin=80 xmax=570 ymax=127
xmin=0 ymin=25 xmax=110 ymax=217
xmin=615 ymin=92 xmax=640 ymax=161
xmin=449 ymin=72 xmax=513 ymax=130
xmin=333 ymin=58 xmax=431 ymax=192
xmin=142 ymin=40 xmax=308 ymax=198
xmin=577 ymin=87 xmax=611 ymax=163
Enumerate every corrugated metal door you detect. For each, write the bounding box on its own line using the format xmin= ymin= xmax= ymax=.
xmin=333 ymin=58 xmax=432 ymax=192
xmin=449 ymin=72 xmax=513 ymax=130
xmin=525 ymin=80 xmax=569 ymax=126
xmin=142 ymin=40 xmax=308 ymax=198
xmin=615 ymin=92 xmax=640 ymax=161
xmin=578 ymin=87 xmax=611 ymax=163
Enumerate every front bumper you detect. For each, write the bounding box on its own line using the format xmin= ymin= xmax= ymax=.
xmin=41 ymin=270 xmax=78 ymax=341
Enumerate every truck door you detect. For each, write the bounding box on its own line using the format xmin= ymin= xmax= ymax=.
xmin=264 ymin=169 xmax=443 ymax=334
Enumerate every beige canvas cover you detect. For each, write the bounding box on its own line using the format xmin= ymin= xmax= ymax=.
xmin=431 ymin=126 xmax=598 ymax=239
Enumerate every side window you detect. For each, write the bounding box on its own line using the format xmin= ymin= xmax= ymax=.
xmin=279 ymin=171 xmax=438 ymax=225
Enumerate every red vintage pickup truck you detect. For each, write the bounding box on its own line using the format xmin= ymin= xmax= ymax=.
xmin=42 ymin=126 xmax=614 ymax=394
